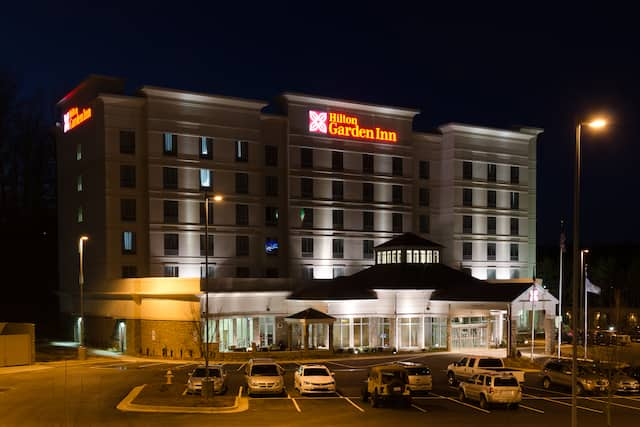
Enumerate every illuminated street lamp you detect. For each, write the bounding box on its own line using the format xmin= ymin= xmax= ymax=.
xmin=571 ymin=119 xmax=607 ymax=427
xmin=78 ymin=235 xmax=89 ymax=359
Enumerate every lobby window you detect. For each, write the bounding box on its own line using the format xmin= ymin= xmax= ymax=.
xmin=200 ymin=169 xmax=212 ymax=189
xmin=121 ymin=265 xmax=137 ymax=278
xmin=363 ymin=240 xmax=374 ymax=259
xmin=510 ymin=243 xmax=519 ymax=261
xmin=265 ymin=145 xmax=277 ymax=166
xmin=487 ymin=163 xmax=497 ymax=182
xmin=487 ymin=268 xmax=496 ymax=280
xmin=199 ymin=202 xmax=214 ymax=225
xmin=121 ymin=199 xmax=136 ymax=222
xmin=392 ymin=213 xmax=403 ymax=233
xmin=463 ymin=188 xmax=472 ymax=207
xmin=333 ymin=265 xmax=345 ymax=279
xmin=487 ymin=242 xmax=496 ymax=261
xmin=120 ymin=130 xmax=135 ymax=154
xmin=164 ymin=233 xmax=179 ymax=256
xmin=77 ymin=206 xmax=84 ymax=223
xmin=463 ymin=161 xmax=473 ymax=180
xmin=362 ymin=183 xmax=374 ymax=202
xmin=236 ymin=204 xmax=249 ymax=225
xmin=163 ymin=133 xmax=177 ymax=156
xmin=332 ymin=180 xmax=343 ymax=201
xmin=362 ymin=154 xmax=374 ymax=174
xmin=463 ymin=242 xmax=472 ymax=260
xmin=392 ymin=185 xmax=403 ymax=204
xmin=363 ymin=211 xmax=374 ymax=231
xmin=510 ymin=217 xmax=519 ymax=236
xmin=511 ymin=192 xmax=520 ymax=209
xmin=419 ymin=160 xmax=430 ymax=179
xmin=236 ymin=236 xmax=249 ymax=256
xmin=200 ymin=234 xmax=214 ymax=256
xmin=235 ymin=172 xmax=249 ymax=194
xmin=122 ymin=231 xmax=136 ymax=254
xmin=236 ymin=267 xmax=250 ymax=278
xmin=333 ymin=209 xmax=344 ymax=230
xmin=463 ymin=215 xmax=472 ymax=234
xmin=235 ymin=140 xmax=248 ymax=162
xmin=301 ymin=177 xmax=313 ymax=198
xmin=511 ymin=269 xmax=520 ymax=279
xmin=511 ymin=166 xmax=519 ymax=184
xmin=487 ymin=190 xmax=496 ymax=208
xmin=301 ymin=238 xmax=314 ymax=258
xmin=76 ymin=143 xmax=82 ymax=160
xmin=392 ymin=157 xmax=403 ymax=176
xmin=120 ymin=165 xmax=136 ymax=188
xmin=200 ymin=263 xmax=216 ymax=279
xmin=200 ymin=137 xmax=213 ymax=160
xmin=301 ymin=147 xmax=313 ymax=168
xmin=419 ymin=214 xmax=430 ymax=233
xmin=332 ymin=151 xmax=343 ymax=171
xmin=301 ymin=208 xmax=313 ymax=228
xmin=265 ymin=206 xmax=279 ymax=226
xmin=163 ymin=167 xmax=178 ymax=189
xmin=332 ymin=238 xmax=344 ymax=259
xmin=419 ymin=188 xmax=429 ymax=206
xmin=164 ymin=265 xmax=179 ymax=277
xmin=77 ymin=175 xmax=83 ymax=192
xmin=265 ymin=176 xmax=278 ymax=197
xmin=163 ymin=200 xmax=179 ymax=224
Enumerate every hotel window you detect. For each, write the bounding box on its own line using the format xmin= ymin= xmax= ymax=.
xmin=362 ymin=182 xmax=374 ymax=202
xmin=433 ymin=250 xmax=440 ymax=263
xmin=392 ymin=185 xmax=403 ymax=204
xmin=487 ymin=163 xmax=497 ymax=182
xmin=487 ymin=190 xmax=496 ymax=208
xmin=420 ymin=160 xmax=430 ymax=179
xmin=164 ymin=265 xmax=179 ymax=277
xmin=120 ymin=130 xmax=135 ymax=154
xmin=419 ymin=188 xmax=429 ymax=206
xmin=199 ymin=202 xmax=214 ymax=225
xmin=120 ymin=165 xmax=136 ymax=188
xmin=76 ymin=143 xmax=82 ymax=160
xmin=236 ymin=173 xmax=249 ymax=194
xmin=264 ymin=145 xmax=277 ymax=167
xmin=236 ymin=204 xmax=249 ymax=225
xmin=463 ymin=188 xmax=472 ymax=207
xmin=463 ymin=161 xmax=473 ymax=180
xmin=301 ymin=147 xmax=313 ymax=168
xmin=363 ymin=240 xmax=374 ymax=259
xmin=463 ymin=215 xmax=472 ymax=234
xmin=122 ymin=231 xmax=136 ymax=254
xmin=392 ymin=157 xmax=403 ymax=176
xmin=121 ymin=265 xmax=137 ymax=278
xmin=333 ymin=265 xmax=345 ymax=279
xmin=487 ymin=268 xmax=496 ymax=280
xmin=302 ymin=265 xmax=314 ymax=280
xmin=487 ymin=242 xmax=496 ymax=261
xmin=301 ymin=238 xmax=314 ymax=258
xmin=399 ymin=317 xmax=420 ymax=348
xmin=200 ymin=169 xmax=212 ymax=189
xmin=511 ymin=166 xmax=519 ymax=184
xmin=488 ymin=216 xmax=496 ymax=235
xmin=363 ymin=211 xmax=374 ymax=231
xmin=333 ymin=209 xmax=344 ymax=230
xmin=236 ymin=267 xmax=250 ymax=278
xmin=419 ymin=215 xmax=429 ymax=233
xmin=511 ymin=269 xmax=520 ymax=279
xmin=301 ymin=208 xmax=313 ymax=228
xmin=201 ymin=263 xmax=216 ymax=279
xmin=392 ymin=213 xmax=403 ymax=233
xmin=332 ymin=151 xmax=343 ymax=171
xmin=77 ymin=175 xmax=83 ymax=192
xmin=164 ymin=233 xmax=179 ymax=256
xmin=163 ymin=200 xmax=179 ymax=224
xmin=77 ymin=206 xmax=84 ymax=223
xmin=332 ymin=180 xmax=343 ymax=201
xmin=406 ymin=249 xmax=412 ymax=263
xmin=200 ymin=137 xmax=213 ymax=160
xmin=332 ymin=239 xmax=344 ymax=259
xmin=334 ymin=318 xmax=350 ymax=348
xmin=510 ymin=243 xmax=519 ymax=261
xmin=235 ymin=140 xmax=248 ymax=162
xmin=163 ymin=133 xmax=177 ymax=156
xmin=463 ymin=242 xmax=472 ymax=260
xmin=511 ymin=192 xmax=520 ymax=209
xmin=200 ymin=234 xmax=214 ymax=256
xmin=236 ymin=235 xmax=249 ymax=256
xmin=163 ymin=167 xmax=177 ymax=189
xmin=265 ymin=176 xmax=278 ymax=197
xmin=362 ymin=154 xmax=374 ymax=174
xmin=265 ymin=206 xmax=279 ymax=226
xmin=353 ymin=317 xmax=369 ymax=347
xmin=121 ymin=199 xmax=136 ymax=222
xmin=510 ymin=217 xmax=519 ymax=235
xmin=301 ymin=178 xmax=313 ymax=198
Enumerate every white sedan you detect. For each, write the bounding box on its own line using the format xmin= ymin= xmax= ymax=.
xmin=294 ymin=364 xmax=336 ymax=395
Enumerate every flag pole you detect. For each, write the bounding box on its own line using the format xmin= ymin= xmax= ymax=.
xmin=584 ymin=270 xmax=588 ymax=360
xmin=558 ymin=220 xmax=565 ymax=359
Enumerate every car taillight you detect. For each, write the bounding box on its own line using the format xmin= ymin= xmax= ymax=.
xmin=489 ymin=387 xmax=494 ymax=394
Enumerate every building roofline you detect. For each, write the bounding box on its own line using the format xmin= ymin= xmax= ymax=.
xmin=281 ymin=92 xmax=420 ymax=118
xmin=439 ymin=122 xmax=544 ymax=140
xmin=140 ymin=86 xmax=268 ymax=110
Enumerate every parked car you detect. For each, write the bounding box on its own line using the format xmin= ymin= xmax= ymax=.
xmin=541 ymin=359 xmax=609 ymax=395
xmin=447 ymin=356 xmax=525 ymax=385
xmin=294 ymin=364 xmax=336 ymax=395
xmin=607 ymin=368 xmax=640 ymax=394
xmin=186 ymin=364 xmax=227 ymax=394
xmin=361 ymin=365 xmax=412 ymax=408
xmin=393 ymin=361 xmax=432 ymax=394
xmin=244 ymin=358 xmax=285 ymax=396
xmin=458 ymin=373 xmax=522 ymax=409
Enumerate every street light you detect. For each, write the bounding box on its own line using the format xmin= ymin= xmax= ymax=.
xmin=78 ymin=235 xmax=89 ymax=360
xmin=571 ymin=119 xmax=607 ymax=427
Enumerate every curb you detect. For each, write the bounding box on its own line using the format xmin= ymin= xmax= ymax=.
xmin=116 ymin=385 xmax=249 ymax=414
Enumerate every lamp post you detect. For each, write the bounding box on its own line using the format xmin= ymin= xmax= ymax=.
xmin=571 ymin=119 xmax=606 ymax=427
xmin=78 ymin=235 xmax=89 ymax=360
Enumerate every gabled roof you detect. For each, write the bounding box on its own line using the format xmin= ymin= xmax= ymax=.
xmin=285 ymin=308 xmax=336 ymax=321
xmin=375 ymin=233 xmax=444 ymax=249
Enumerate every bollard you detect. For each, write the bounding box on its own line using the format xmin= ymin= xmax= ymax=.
xmin=165 ymin=369 xmax=174 ymax=385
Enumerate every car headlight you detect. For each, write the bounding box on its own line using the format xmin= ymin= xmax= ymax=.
xmin=585 ymin=380 xmax=593 ymax=385
xmin=303 ymin=380 xmax=311 ymax=385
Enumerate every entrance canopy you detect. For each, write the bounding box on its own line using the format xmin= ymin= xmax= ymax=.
xmin=285 ymin=308 xmax=335 ymax=350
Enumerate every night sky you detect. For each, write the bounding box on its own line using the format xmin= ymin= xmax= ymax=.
xmin=3 ymin=4 xmax=639 ymax=246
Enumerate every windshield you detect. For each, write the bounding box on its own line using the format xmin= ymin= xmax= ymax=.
xmin=251 ymin=364 xmax=280 ymax=376
xmin=406 ymin=367 xmax=431 ymax=375
xmin=477 ymin=359 xmax=503 ymax=368
xmin=303 ymin=368 xmax=330 ymax=376
xmin=192 ymin=368 xmax=220 ymax=377
xmin=494 ymin=377 xmax=518 ymax=387
xmin=381 ymin=371 xmax=406 ymax=384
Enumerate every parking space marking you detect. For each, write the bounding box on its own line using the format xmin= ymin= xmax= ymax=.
xmin=585 ymin=397 xmax=640 ymax=411
xmin=182 ymin=387 xmax=188 ymax=396
xmin=430 ymin=392 xmax=490 ymax=414
xmin=174 ymin=363 xmax=196 ymax=370
xmin=519 ymin=404 xmax=544 ymax=414
xmin=522 ymin=393 xmax=603 ymax=413
xmin=288 ymin=393 xmax=302 ymax=413
xmin=411 ymin=403 xmax=427 ymax=413
xmin=138 ymin=362 xmax=167 ymax=368
xmin=337 ymin=392 xmax=365 ymax=412
xmin=237 ymin=363 xmax=246 ymax=372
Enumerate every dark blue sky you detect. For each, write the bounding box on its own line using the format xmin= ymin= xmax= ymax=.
xmin=3 ymin=4 xmax=639 ymax=246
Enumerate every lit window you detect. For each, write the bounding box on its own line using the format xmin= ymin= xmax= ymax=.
xmin=406 ymin=250 xmax=412 ymax=263
xmin=200 ymin=169 xmax=211 ymax=188
xmin=200 ymin=137 xmax=213 ymax=160
xmin=163 ymin=133 xmax=177 ymax=156
xmin=382 ymin=251 xmax=387 ymax=264
xmin=76 ymin=143 xmax=82 ymax=160
xmin=413 ymin=250 xmax=419 ymax=263
xmin=236 ymin=140 xmax=248 ymax=162
xmin=77 ymin=175 xmax=83 ymax=192
xmin=427 ymin=250 xmax=433 ymax=263
xmin=392 ymin=250 xmax=397 ymax=264
xmin=122 ymin=231 xmax=135 ymax=254
xmin=377 ymin=251 xmax=382 ymax=264
xmin=77 ymin=206 xmax=83 ymax=223
xmin=420 ymin=250 xmax=426 ymax=263
xmin=433 ymin=250 xmax=440 ymax=263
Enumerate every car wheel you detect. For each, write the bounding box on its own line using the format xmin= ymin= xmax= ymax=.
xmin=479 ymin=395 xmax=489 ymax=410
xmin=371 ymin=390 xmax=379 ymax=408
xmin=448 ymin=372 xmax=457 ymax=386
xmin=458 ymin=389 xmax=466 ymax=402
xmin=543 ymin=377 xmax=551 ymax=389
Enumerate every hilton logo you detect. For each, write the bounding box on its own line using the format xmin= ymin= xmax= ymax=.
xmin=308 ymin=109 xmax=397 ymax=143
xmin=308 ymin=110 xmax=328 ymax=134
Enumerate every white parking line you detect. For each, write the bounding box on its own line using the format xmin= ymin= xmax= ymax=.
xmin=237 ymin=363 xmax=246 ymax=372
xmin=585 ymin=397 xmax=640 ymax=411
xmin=519 ymin=404 xmax=544 ymax=413
xmin=288 ymin=393 xmax=302 ymax=413
xmin=138 ymin=362 xmax=167 ymax=368
xmin=182 ymin=387 xmax=188 ymax=396
xmin=337 ymin=392 xmax=365 ymax=412
xmin=411 ymin=403 xmax=427 ymax=413
xmin=430 ymin=392 xmax=490 ymax=414
xmin=522 ymin=393 xmax=602 ymax=413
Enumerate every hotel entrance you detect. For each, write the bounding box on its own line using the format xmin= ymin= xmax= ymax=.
xmin=451 ymin=317 xmax=488 ymax=350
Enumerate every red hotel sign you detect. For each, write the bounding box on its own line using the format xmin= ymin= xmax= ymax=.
xmin=63 ymin=106 xmax=92 ymax=133
xmin=308 ymin=110 xmax=397 ymax=142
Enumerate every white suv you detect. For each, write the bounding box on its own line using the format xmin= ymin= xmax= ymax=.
xmin=459 ymin=373 xmax=522 ymax=409
xmin=245 ymin=358 xmax=285 ymax=396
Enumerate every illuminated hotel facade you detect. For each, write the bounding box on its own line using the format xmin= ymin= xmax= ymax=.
xmin=56 ymin=75 xmax=554 ymax=356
